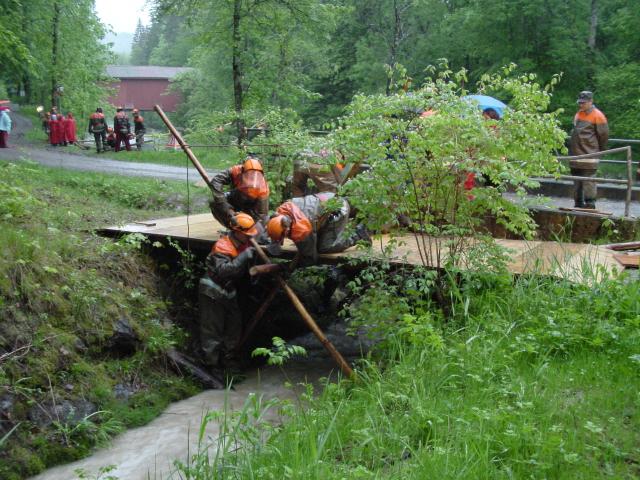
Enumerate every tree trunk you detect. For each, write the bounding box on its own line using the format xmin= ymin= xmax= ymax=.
xmin=588 ymin=0 xmax=598 ymax=51
xmin=50 ymin=1 xmax=60 ymax=110
xmin=232 ymin=0 xmax=245 ymax=144
xmin=385 ymin=0 xmax=402 ymax=95
xmin=21 ymin=2 xmax=32 ymax=103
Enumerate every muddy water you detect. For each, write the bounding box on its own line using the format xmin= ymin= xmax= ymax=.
xmin=29 ymin=360 xmax=338 ymax=480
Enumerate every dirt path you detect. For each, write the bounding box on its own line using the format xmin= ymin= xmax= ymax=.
xmin=0 ymin=112 xmax=212 ymax=182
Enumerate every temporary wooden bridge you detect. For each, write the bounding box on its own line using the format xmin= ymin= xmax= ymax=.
xmin=99 ymin=213 xmax=624 ymax=283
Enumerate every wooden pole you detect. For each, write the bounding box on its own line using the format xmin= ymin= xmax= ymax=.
xmin=250 ymin=238 xmax=355 ymax=379
xmin=233 ymin=284 xmax=280 ymax=352
xmin=235 ymin=253 xmax=302 ymax=352
xmin=625 ymin=146 xmax=632 ymax=217
xmin=154 ymin=106 xmax=355 ymax=379
xmin=154 ymin=104 xmax=212 ymax=186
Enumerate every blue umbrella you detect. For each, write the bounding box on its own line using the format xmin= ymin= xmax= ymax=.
xmin=463 ymin=94 xmax=507 ymax=117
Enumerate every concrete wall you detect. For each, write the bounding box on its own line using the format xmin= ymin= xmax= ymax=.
xmin=485 ymin=207 xmax=639 ymax=243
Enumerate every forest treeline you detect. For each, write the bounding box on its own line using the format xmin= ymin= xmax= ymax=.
xmin=0 ymin=0 xmax=110 ymax=119
xmin=135 ymin=0 xmax=640 ymax=136
xmin=0 ymin=0 xmax=638 ymax=136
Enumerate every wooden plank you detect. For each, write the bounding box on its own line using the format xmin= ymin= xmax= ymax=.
xmin=604 ymin=241 xmax=640 ymax=251
xmin=558 ymin=207 xmax=613 ymax=216
xmin=98 ymin=214 xmax=622 ymax=283
xmin=613 ymin=254 xmax=640 ymax=268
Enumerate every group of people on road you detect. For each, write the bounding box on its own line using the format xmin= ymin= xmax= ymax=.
xmin=42 ymin=107 xmax=78 ymax=147
xmin=199 ymin=154 xmax=370 ymax=374
xmin=37 ymin=105 xmax=147 ymax=153
xmin=88 ymin=106 xmax=146 ymax=153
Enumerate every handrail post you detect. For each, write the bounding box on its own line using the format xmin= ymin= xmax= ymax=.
xmin=626 ymin=146 xmax=632 ymax=217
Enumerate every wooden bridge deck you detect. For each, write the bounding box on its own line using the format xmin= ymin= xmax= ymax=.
xmin=99 ymin=213 xmax=623 ymax=282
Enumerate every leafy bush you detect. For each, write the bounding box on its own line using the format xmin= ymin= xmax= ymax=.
xmin=333 ymin=63 xmax=567 ymax=271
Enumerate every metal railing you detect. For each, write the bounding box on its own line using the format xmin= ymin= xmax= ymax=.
xmin=610 ymin=138 xmax=640 ymax=146
xmin=544 ymin=146 xmax=634 ymax=217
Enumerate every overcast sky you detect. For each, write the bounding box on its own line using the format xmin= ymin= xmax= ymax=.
xmin=95 ymin=0 xmax=151 ymax=33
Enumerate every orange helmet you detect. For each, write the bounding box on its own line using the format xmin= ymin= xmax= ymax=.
xmin=239 ymin=158 xmax=269 ymax=200
xmin=243 ymin=157 xmax=263 ymax=172
xmin=266 ymin=214 xmax=291 ymax=243
xmin=230 ymin=212 xmax=259 ymax=237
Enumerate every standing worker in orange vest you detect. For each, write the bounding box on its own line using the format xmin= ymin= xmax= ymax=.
xmin=88 ymin=107 xmax=107 ymax=153
xmin=113 ymin=106 xmax=132 ymax=152
xmin=199 ymin=212 xmax=259 ymax=374
xmin=209 ymin=157 xmax=270 ymax=227
xmin=569 ymin=91 xmax=609 ymax=209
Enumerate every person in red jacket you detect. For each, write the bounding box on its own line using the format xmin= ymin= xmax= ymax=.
xmin=49 ymin=112 xmax=61 ymax=146
xmin=64 ymin=112 xmax=77 ymax=145
xmin=58 ymin=114 xmax=68 ymax=145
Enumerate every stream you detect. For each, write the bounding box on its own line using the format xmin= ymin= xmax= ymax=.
xmin=29 ymin=359 xmax=338 ymax=480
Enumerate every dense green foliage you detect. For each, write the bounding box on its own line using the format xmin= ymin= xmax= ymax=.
xmin=131 ymin=0 xmax=640 ymax=138
xmin=333 ymin=65 xmax=566 ymax=270
xmin=0 ymin=161 xmax=210 ymax=479
xmin=0 ymin=0 xmax=111 ymax=120
xmin=177 ymin=266 xmax=640 ymax=479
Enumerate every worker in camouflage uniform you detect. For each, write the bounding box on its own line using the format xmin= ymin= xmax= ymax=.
xmin=209 ymin=157 xmax=270 ymax=227
xmin=113 ymin=107 xmax=132 ymax=152
xmin=266 ymin=192 xmax=370 ymax=266
xmin=132 ymin=108 xmax=146 ymax=151
xmin=292 ymin=148 xmax=345 ymax=197
xmin=88 ymin=107 xmax=107 ymax=153
xmin=199 ymin=212 xmax=259 ymax=372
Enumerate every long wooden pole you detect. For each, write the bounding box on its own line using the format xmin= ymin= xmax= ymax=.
xmin=155 ymin=104 xmax=355 ymax=379
xmin=250 ymin=239 xmax=355 ymax=379
xmin=233 ymin=284 xmax=280 ymax=353
xmin=625 ymin=146 xmax=632 ymax=217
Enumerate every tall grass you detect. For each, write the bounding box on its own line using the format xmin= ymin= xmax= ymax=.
xmin=175 ymin=269 xmax=640 ymax=479
xmin=0 ymin=161 xmax=209 ymax=479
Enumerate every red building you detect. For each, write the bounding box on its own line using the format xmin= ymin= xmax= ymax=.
xmin=106 ymin=65 xmax=192 ymax=112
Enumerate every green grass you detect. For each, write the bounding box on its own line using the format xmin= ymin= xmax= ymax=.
xmin=177 ymin=271 xmax=640 ymax=479
xmin=79 ymin=146 xmax=236 ymax=171
xmin=16 ymin=105 xmax=48 ymax=144
xmin=0 ymin=160 xmax=210 ymax=479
